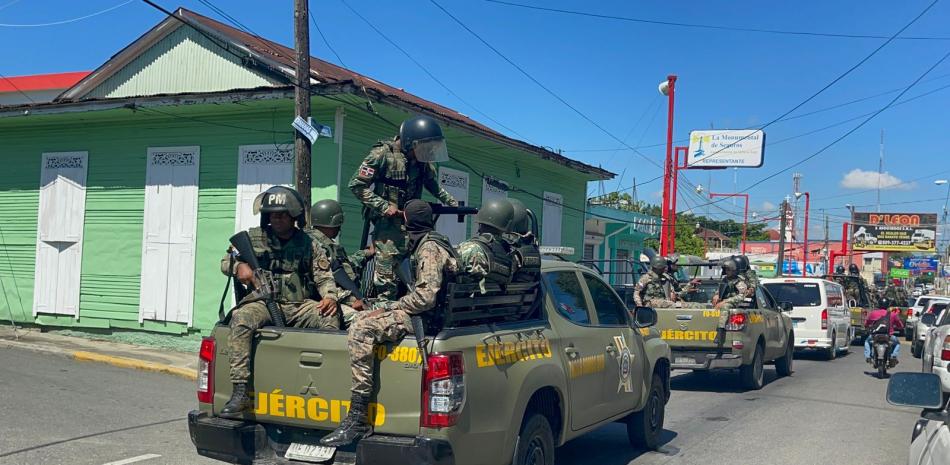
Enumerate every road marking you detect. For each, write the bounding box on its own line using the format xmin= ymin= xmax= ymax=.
xmin=101 ymin=454 xmax=161 ymax=465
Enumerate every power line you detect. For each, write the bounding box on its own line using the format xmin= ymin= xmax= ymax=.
xmin=0 ymin=71 xmax=35 ymax=104
xmin=0 ymin=0 xmax=133 ymax=27
xmin=309 ymin=7 xmax=345 ymax=66
xmin=484 ymin=0 xmax=950 ymax=41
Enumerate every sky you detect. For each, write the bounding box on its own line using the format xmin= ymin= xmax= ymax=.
xmin=2 ymin=0 xmax=950 ymax=241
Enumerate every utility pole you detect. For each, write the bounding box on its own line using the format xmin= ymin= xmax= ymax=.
xmin=777 ymin=200 xmax=788 ymax=277
xmin=294 ymin=0 xmax=312 ymax=210
xmin=823 ymin=213 xmax=829 ymax=274
xmin=878 ymin=129 xmax=884 ymax=213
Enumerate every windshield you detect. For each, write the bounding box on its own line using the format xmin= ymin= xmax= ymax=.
xmin=763 ymin=283 xmax=822 ymax=307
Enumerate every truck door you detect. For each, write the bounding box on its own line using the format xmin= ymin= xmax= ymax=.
xmin=542 ymin=270 xmax=611 ymax=430
xmin=755 ymin=286 xmax=782 ymax=357
xmin=579 ymin=272 xmax=643 ymax=416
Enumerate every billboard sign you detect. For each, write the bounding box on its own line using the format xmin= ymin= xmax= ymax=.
xmin=687 ymin=130 xmax=765 ymax=168
xmin=904 ymin=257 xmax=939 ymax=276
xmin=890 ymin=268 xmax=910 ymax=278
xmin=852 ymin=212 xmax=938 ymax=252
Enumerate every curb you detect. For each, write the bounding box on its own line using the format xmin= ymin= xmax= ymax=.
xmin=72 ymin=351 xmax=197 ymax=381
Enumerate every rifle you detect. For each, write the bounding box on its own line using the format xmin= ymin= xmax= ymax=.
xmin=394 ymin=258 xmax=428 ymax=368
xmin=331 ymin=257 xmax=365 ymax=301
xmin=430 ymin=202 xmax=478 ymax=223
xmin=229 ymin=231 xmax=286 ymax=327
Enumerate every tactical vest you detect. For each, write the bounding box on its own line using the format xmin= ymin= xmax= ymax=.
xmin=469 ymin=233 xmax=514 ymax=285
xmin=718 ymin=276 xmax=740 ymax=301
xmin=306 ymin=229 xmax=358 ymax=282
xmin=409 ymin=231 xmax=458 ymax=282
xmin=248 ymin=227 xmax=314 ymax=303
xmin=373 ymin=141 xmax=433 ymax=210
xmin=511 ymin=239 xmax=541 ymax=283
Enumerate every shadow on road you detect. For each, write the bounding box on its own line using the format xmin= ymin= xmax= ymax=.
xmin=0 ymin=418 xmax=183 ymax=459
xmin=669 ymin=369 xmax=781 ymax=393
xmin=792 ymin=348 xmax=853 ymax=361
xmin=555 ymin=424 xmax=678 ymax=465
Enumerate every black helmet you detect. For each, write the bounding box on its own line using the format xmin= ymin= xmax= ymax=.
xmin=734 ymin=255 xmax=750 ymax=273
xmin=399 ymin=115 xmax=448 ymax=162
xmin=835 ymin=265 xmax=846 ymax=274
xmin=508 ymin=198 xmax=530 ymax=235
xmin=475 ymin=198 xmax=515 ymax=233
xmin=879 ymin=298 xmax=890 ymax=309
xmin=253 ymin=186 xmax=307 ymax=227
xmin=721 ymin=257 xmax=738 ymax=276
xmin=666 ymin=254 xmax=680 ymax=270
xmin=650 ymin=256 xmax=667 ymax=273
xmin=311 ymin=199 xmax=344 ymax=228
xmin=849 ymin=264 xmax=860 ymax=275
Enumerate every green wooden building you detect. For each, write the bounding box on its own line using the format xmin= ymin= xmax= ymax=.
xmin=0 ymin=8 xmax=611 ymax=335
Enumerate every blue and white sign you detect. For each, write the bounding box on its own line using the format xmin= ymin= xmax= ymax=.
xmin=687 ymin=129 xmax=765 ymax=168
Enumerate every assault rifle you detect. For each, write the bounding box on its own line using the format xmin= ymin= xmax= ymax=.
xmin=430 ymin=202 xmax=478 ymax=223
xmin=331 ymin=257 xmax=365 ymax=301
xmin=229 ymin=231 xmax=286 ymax=327
xmin=394 ymin=259 xmax=428 ymax=368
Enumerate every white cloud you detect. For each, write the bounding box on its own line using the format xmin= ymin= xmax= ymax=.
xmin=840 ymin=169 xmax=915 ymax=190
xmin=762 ymin=201 xmax=776 ymax=211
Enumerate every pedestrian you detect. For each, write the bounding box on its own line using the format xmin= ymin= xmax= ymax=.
xmin=348 ymin=115 xmax=458 ymax=301
xmin=220 ymin=186 xmax=340 ymax=417
xmin=321 ymin=200 xmax=459 ymax=447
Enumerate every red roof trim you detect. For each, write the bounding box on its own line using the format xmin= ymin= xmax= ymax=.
xmin=0 ymin=72 xmax=90 ymax=93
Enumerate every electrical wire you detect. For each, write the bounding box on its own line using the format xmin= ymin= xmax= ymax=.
xmin=0 ymin=0 xmax=133 ymax=27
xmin=0 ymin=71 xmax=35 ymax=104
xmin=309 ymin=7 xmax=346 ymax=67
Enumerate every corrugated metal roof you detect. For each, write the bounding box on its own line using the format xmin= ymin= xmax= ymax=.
xmin=0 ymin=72 xmax=90 ymax=92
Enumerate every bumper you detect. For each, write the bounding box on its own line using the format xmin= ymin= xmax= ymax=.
xmin=671 ymin=352 xmax=743 ymax=370
xmin=934 ymin=363 xmax=950 ymax=393
xmin=187 ymin=411 xmax=454 ymax=465
xmin=794 ymin=338 xmax=832 ymax=350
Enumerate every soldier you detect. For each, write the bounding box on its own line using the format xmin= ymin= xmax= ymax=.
xmin=735 ymin=255 xmax=759 ymax=290
xmin=711 ymin=257 xmax=751 ymax=349
xmin=506 ymin=198 xmax=541 ymax=284
xmin=457 ymin=199 xmax=516 ymax=290
xmin=348 ymin=115 xmax=458 ymax=301
xmin=220 ymin=186 xmax=339 ymax=417
xmin=321 ymin=200 xmax=459 ymax=447
xmin=306 ymin=199 xmax=375 ymax=328
xmin=634 ymin=256 xmax=676 ymax=308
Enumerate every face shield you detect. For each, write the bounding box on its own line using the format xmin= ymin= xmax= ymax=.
xmin=410 ymin=137 xmax=449 ymax=163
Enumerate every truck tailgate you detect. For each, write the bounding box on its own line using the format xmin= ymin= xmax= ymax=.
xmin=211 ymin=326 xmax=423 ymax=436
xmin=654 ymin=308 xmax=722 ymax=349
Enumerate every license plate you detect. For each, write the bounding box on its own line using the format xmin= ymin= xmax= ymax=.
xmin=285 ymin=442 xmax=336 ymax=463
xmin=675 ymin=356 xmax=695 ymax=364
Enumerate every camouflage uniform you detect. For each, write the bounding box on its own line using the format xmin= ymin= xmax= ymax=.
xmin=715 ymin=275 xmax=751 ymax=328
xmin=743 ymin=269 xmax=760 ymax=290
xmin=306 ymin=228 xmax=369 ymax=327
xmin=222 ymin=227 xmax=339 ymax=383
xmin=634 ymin=270 xmax=675 ymax=308
xmin=348 ymin=139 xmax=457 ymax=300
xmin=347 ymin=235 xmax=459 ymax=396
xmin=457 ymin=233 xmax=514 ymax=292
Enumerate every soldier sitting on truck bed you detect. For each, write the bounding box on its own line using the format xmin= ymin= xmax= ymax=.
xmin=305 ymin=199 xmax=375 ymax=328
xmin=711 ymin=258 xmax=751 ymax=347
xmin=456 ymin=199 xmax=517 ymax=291
xmin=634 ymin=257 xmax=677 ymax=308
xmin=506 ymin=198 xmax=541 ymax=284
xmin=735 ymin=255 xmax=759 ymax=289
xmin=220 ymin=187 xmax=341 ymax=417
xmin=322 ymin=200 xmax=459 ymax=447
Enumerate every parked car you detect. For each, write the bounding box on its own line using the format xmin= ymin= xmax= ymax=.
xmin=886 ymin=372 xmax=950 ymax=465
xmin=762 ymin=278 xmax=851 ymax=360
xmin=922 ymin=304 xmax=950 ymax=398
xmin=914 ymin=298 xmax=950 ymax=357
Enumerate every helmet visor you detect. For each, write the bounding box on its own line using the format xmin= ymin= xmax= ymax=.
xmin=411 ymin=138 xmax=449 ymax=163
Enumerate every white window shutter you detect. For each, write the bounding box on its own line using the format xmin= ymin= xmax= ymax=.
xmin=542 ymin=191 xmax=563 ymax=247
xmin=235 ymin=144 xmax=294 ymax=233
xmin=435 ymin=167 xmax=469 ymax=245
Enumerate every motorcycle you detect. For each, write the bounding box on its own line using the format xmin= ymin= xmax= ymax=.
xmin=870 ymin=332 xmax=894 ymax=378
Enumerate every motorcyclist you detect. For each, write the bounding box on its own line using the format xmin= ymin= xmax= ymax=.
xmin=863 ymin=297 xmax=903 ymax=367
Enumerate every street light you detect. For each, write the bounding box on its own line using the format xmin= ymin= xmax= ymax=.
xmin=937 ymin=180 xmax=950 ymax=288
xmin=659 ymin=75 xmax=677 ymax=256
xmin=795 ymin=192 xmax=810 ymax=277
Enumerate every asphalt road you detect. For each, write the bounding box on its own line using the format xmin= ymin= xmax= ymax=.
xmin=0 ymin=343 xmax=924 ymax=465
xmin=557 ymin=342 xmax=922 ymax=465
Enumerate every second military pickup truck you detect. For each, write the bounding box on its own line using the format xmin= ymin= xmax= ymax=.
xmin=653 ymin=280 xmax=795 ymax=390
xmin=188 ymin=259 xmax=672 ymax=465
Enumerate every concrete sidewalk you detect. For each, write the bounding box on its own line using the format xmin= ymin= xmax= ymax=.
xmin=0 ymin=325 xmax=198 ymax=380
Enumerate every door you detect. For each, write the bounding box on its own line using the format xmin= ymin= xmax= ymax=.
xmin=542 ymin=269 xmax=610 ymax=429
xmin=826 ymin=283 xmax=848 ymax=347
xmin=541 ymin=191 xmax=562 ymax=246
xmin=755 ymin=286 xmax=783 ymax=357
xmin=235 ymin=144 xmax=294 ymax=233
xmin=481 ymin=176 xmax=508 ymax=204
xmin=434 ymin=167 xmax=469 ymax=244
xmin=139 ymin=147 xmax=200 ymax=325
xmin=33 ymin=152 xmax=88 ymax=317
xmin=580 ymin=272 xmax=643 ymax=414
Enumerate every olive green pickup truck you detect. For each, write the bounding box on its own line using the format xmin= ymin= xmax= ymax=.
xmin=653 ymin=281 xmax=795 ymax=390
xmin=188 ymin=259 xmax=671 ymax=465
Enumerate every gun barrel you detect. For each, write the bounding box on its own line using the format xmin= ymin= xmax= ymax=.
xmin=229 ymin=231 xmax=261 ymax=270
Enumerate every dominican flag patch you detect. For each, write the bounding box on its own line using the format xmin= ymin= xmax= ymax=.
xmin=359 ymin=163 xmax=375 ymax=178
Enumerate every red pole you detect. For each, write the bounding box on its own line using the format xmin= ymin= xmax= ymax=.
xmin=801 ymin=192 xmax=810 ymax=277
xmin=659 ymin=75 xmax=677 ymax=256
xmin=670 ymin=148 xmax=680 ymax=252
xmin=741 ymin=194 xmax=749 ymax=254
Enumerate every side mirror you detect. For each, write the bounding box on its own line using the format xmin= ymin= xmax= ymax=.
xmin=922 ymin=313 xmax=937 ymax=326
xmin=887 ymin=372 xmax=944 ymax=409
xmin=848 ymin=299 xmax=857 ymax=308
xmin=633 ymin=306 xmax=657 ymax=328
xmin=779 ymin=302 xmax=793 ymax=312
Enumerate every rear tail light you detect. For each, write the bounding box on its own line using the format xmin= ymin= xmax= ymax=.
xmin=197 ymin=337 xmax=215 ymax=404
xmin=422 ymin=352 xmax=465 ymax=428
xmin=821 ymin=309 xmax=828 ymax=330
xmin=907 ymin=308 xmax=914 ymax=317
xmin=941 ymin=336 xmax=950 ymax=362
xmin=725 ymin=313 xmax=747 ymax=331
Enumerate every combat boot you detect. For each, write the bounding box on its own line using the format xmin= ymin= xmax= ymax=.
xmin=321 ymin=394 xmax=373 ymax=447
xmin=714 ymin=328 xmax=727 ymax=358
xmin=220 ymin=383 xmax=252 ymax=417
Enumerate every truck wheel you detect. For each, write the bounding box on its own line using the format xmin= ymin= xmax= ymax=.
xmin=825 ymin=332 xmax=837 ymax=361
xmin=775 ymin=339 xmax=793 ymax=377
xmin=626 ymin=374 xmax=665 ymax=450
xmin=740 ymin=344 xmax=764 ymax=390
xmin=513 ymin=414 xmax=554 ymax=465
xmin=912 ymin=341 xmax=922 ymax=359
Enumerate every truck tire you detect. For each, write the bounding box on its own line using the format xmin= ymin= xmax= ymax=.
xmin=740 ymin=344 xmax=764 ymax=390
xmin=775 ymin=339 xmax=793 ymax=377
xmin=912 ymin=341 xmax=922 ymax=359
xmin=824 ymin=332 xmax=837 ymax=361
xmin=513 ymin=413 xmax=554 ymax=465
xmin=626 ymin=374 xmax=665 ymax=450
